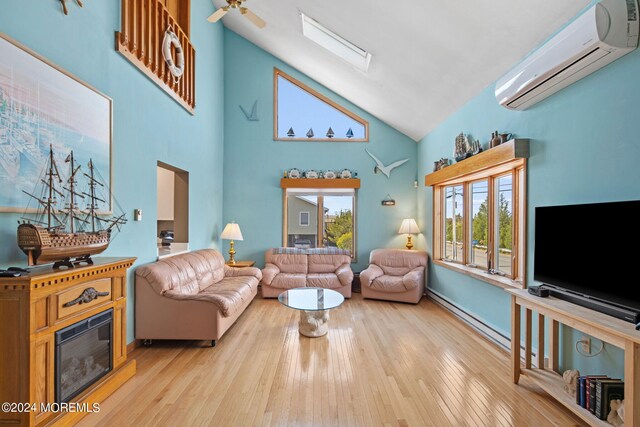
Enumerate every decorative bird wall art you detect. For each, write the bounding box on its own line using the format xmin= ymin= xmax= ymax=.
xmin=365 ymin=149 xmax=409 ymax=179
xmin=59 ymin=0 xmax=83 ymax=15
xmin=239 ymin=100 xmax=259 ymax=121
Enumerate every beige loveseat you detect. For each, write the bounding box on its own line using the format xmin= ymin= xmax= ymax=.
xmin=260 ymin=248 xmax=353 ymax=298
xmin=360 ymin=249 xmax=428 ymax=304
xmin=135 ymin=249 xmax=262 ymax=347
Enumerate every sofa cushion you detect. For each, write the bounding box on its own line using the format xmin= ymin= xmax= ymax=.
xmin=164 ymin=275 xmax=258 ymax=317
xmin=272 ymin=248 xmax=307 ymax=255
xmin=136 ymin=249 xmax=226 ymax=296
xmin=264 ymin=250 xmax=308 ymax=274
xmin=369 ymin=275 xmax=407 ymax=292
xmin=306 ymin=273 xmax=343 ymax=289
xmin=305 ymin=248 xmax=350 ymax=256
xmin=270 ymin=273 xmax=307 ymax=289
xmin=370 ymin=249 xmax=427 ymax=276
xmin=307 ymin=253 xmax=352 ymax=273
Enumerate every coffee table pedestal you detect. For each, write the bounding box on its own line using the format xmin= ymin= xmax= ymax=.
xmin=299 ymin=310 xmax=330 ymax=337
xmin=278 ymin=288 xmax=344 ymax=338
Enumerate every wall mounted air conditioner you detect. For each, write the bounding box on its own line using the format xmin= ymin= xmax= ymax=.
xmin=495 ymin=0 xmax=639 ymax=110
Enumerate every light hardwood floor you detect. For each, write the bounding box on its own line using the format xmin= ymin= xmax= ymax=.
xmin=78 ymin=294 xmax=584 ymax=426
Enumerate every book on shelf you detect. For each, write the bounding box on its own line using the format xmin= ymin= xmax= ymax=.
xmin=586 ymin=375 xmax=608 ymax=413
xmin=594 ymin=379 xmax=624 ymax=420
xmin=578 ymin=376 xmax=587 ymax=407
xmin=576 ymin=375 xmax=582 ymax=405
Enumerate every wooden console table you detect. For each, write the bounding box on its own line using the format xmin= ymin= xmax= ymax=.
xmin=0 ymin=257 xmax=136 ymax=426
xmin=506 ymin=288 xmax=640 ymax=427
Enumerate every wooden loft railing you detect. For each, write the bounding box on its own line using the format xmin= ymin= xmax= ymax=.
xmin=116 ymin=0 xmax=195 ymax=113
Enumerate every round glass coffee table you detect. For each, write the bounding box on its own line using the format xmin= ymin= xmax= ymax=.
xmin=278 ymin=288 xmax=345 ymax=337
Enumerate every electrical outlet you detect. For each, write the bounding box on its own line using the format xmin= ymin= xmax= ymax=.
xmin=580 ymin=336 xmax=591 ymax=353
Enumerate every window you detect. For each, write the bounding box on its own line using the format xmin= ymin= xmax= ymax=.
xmin=443 ymin=185 xmax=464 ymax=263
xmin=284 ymin=188 xmax=356 ymax=257
xmin=428 ymin=145 xmax=527 ymax=288
xmin=299 ymin=211 xmax=310 ymax=226
xmin=495 ymin=174 xmax=513 ymax=276
xmin=274 ymin=68 xmax=368 ymax=142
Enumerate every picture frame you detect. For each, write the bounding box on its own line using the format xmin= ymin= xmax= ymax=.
xmin=0 ymin=33 xmax=112 ymax=213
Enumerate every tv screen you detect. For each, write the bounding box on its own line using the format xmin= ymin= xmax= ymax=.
xmin=534 ymin=200 xmax=640 ymax=312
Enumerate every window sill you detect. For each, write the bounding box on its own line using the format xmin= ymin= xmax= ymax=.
xmin=433 ymin=259 xmax=525 ymax=290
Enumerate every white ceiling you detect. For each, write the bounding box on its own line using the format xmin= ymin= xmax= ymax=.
xmin=213 ymin=0 xmax=591 ymax=141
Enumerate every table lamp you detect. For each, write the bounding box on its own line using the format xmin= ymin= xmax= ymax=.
xmin=221 ymin=222 xmax=243 ymax=265
xmin=398 ymin=218 xmax=420 ymax=250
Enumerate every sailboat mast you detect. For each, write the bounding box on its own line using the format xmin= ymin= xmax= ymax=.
xmin=68 ymin=151 xmax=76 ymax=233
xmin=88 ymin=160 xmax=96 ymax=232
xmin=46 ymin=145 xmax=54 ymax=229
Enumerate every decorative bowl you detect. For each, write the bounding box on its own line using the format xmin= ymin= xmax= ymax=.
xmin=323 ymin=170 xmax=337 ymax=179
xmin=339 ymin=169 xmax=352 ymax=179
xmin=304 ymin=169 xmax=319 ymax=179
xmin=287 ymin=168 xmax=301 ymax=178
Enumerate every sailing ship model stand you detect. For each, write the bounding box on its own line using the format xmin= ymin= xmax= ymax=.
xmin=17 ymin=145 xmax=126 ymax=269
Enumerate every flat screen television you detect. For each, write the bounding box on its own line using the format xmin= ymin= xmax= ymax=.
xmin=534 ymin=200 xmax=640 ymax=323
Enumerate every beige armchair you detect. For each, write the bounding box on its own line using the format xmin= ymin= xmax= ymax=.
xmin=360 ymin=249 xmax=428 ymax=303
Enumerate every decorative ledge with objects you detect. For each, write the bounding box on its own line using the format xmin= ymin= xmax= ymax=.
xmin=425 ymin=138 xmax=529 ymax=186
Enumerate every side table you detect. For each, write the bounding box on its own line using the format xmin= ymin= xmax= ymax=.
xmin=226 ymin=260 xmax=255 ymax=268
xmin=352 ymin=272 xmax=361 ymax=293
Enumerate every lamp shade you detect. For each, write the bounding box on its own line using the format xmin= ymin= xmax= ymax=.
xmin=221 ymin=222 xmax=244 ymax=241
xmin=398 ymin=218 xmax=420 ymax=235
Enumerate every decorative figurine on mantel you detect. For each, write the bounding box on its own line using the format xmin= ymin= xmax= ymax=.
xmin=17 ymin=146 xmax=127 ymax=269
xmin=453 ymin=132 xmax=481 ymax=162
xmin=433 ymin=158 xmax=451 ymax=171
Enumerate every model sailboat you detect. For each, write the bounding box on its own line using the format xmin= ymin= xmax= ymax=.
xmin=17 ymin=145 xmax=126 ymax=268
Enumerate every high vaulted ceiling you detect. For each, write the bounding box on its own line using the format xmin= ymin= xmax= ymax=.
xmin=212 ymin=0 xmax=591 ymax=141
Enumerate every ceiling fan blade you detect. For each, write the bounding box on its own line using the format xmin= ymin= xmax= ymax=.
xmin=207 ymin=6 xmax=229 ymax=23
xmin=240 ymin=7 xmax=266 ymax=29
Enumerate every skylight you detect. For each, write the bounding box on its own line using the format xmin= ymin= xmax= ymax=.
xmin=301 ymin=13 xmax=372 ymax=72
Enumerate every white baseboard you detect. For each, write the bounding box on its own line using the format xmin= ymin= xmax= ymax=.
xmin=427 ymin=289 xmax=541 ymax=366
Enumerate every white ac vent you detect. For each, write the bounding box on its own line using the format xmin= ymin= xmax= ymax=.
xmin=495 ymin=0 xmax=639 ymax=110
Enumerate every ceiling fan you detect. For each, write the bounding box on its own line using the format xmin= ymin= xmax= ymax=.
xmin=208 ymin=0 xmax=266 ymax=29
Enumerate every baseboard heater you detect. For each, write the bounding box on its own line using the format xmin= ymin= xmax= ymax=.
xmin=546 ymin=286 xmax=640 ymax=324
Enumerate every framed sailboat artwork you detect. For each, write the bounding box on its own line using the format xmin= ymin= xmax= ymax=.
xmin=0 ymin=32 xmax=112 ymax=213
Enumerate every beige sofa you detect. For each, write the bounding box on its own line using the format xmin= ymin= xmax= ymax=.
xmin=360 ymin=249 xmax=428 ymax=304
xmin=135 ymin=249 xmax=261 ymax=347
xmin=260 ymin=248 xmax=353 ymax=298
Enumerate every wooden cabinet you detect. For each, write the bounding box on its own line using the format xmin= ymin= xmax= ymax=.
xmin=0 ymin=257 xmax=136 ymax=426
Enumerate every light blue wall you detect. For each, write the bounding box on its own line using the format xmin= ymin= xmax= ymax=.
xmin=0 ymin=1 xmax=225 ymax=343
xmin=418 ymin=43 xmax=640 ymax=376
xmin=223 ymin=31 xmax=417 ymax=271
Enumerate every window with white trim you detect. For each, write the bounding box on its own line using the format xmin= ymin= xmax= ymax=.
xmin=299 ymin=211 xmax=310 ymax=226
